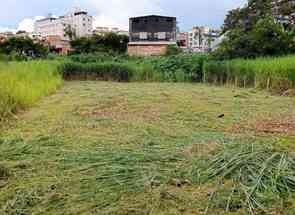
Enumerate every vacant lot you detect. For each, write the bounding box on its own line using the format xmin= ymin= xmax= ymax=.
xmin=1 ymin=82 xmax=295 ymax=214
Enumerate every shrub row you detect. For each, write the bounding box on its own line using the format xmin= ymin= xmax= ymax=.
xmin=61 ymin=54 xmax=209 ymax=82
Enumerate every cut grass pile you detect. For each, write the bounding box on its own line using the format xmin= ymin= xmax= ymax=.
xmin=1 ymin=82 xmax=295 ymax=214
xmin=203 ymin=141 xmax=295 ymax=214
xmin=0 ymin=61 xmax=63 ymax=121
xmin=203 ymin=55 xmax=295 ymax=92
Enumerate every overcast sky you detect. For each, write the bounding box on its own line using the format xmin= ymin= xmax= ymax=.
xmin=0 ymin=0 xmax=247 ymax=32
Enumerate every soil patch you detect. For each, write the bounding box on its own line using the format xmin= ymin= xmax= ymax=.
xmin=77 ymin=97 xmax=164 ymax=120
xmin=282 ymin=89 xmax=295 ymax=97
xmin=232 ymin=118 xmax=295 ymax=136
xmin=183 ymin=141 xmax=219 ymax=158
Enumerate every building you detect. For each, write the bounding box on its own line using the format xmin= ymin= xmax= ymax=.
xmin=271 ymin=0 xmax=295 ymax=25
xmin=128 ymin=15 xmax=177 ymax=56
xmin=93 ymin=26 xmax=129 ymax=36
xmin=14 ymin=31 xmax=35 ymax=39
xmin=0 ymin=31 xmax=16 ymax=42
xmin=177 ymin=32 xmax=189 ymax=49
xmin=34 ymin=8 xmax=93 ymax=40
xmin=0 ymin=31 xmax=14 ymax=41
xmin=188 ymin=26 xmax=220 ymax=53
xmin=40 ymin=35 xmax=71 ymax=55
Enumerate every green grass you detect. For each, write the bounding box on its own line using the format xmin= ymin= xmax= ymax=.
xmin=204 ymin=55 xmax=295 ymax=92
xmin=60 ymin=54 xmax=208 ymax=82
xmin=0 ymin=61 xmax=63 ymax=121
xmin=1 ymin=82 xmax=295 ymax=214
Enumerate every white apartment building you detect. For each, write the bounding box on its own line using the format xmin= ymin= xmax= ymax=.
xmin=188 ymin=26 xmax=220 ymax=53
xmin=93 ymin=26 xmax=129 ymax=36
xmin=34 ymin=9 xmax=93 ymax=40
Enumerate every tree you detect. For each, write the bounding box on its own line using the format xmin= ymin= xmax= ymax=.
xmin=70 ymin=33 xmax=129 ymax=54
xmin=249 ymin=16 xmax=294 ymax=56
xmin=0 ymin=37 xmax=48 ymax=60
xmin=222 ymin=7 xmax=250 ymax=33
xmin=215 ymin=0 xmax=295 ymax=59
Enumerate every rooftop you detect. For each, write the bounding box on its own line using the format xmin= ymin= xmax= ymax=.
xmin=130 ymin=15 xmax=176 ymax=20
xmin=36 ymin=17 xmax=57 ymax=22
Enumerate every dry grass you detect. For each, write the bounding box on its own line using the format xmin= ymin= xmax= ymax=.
xmin=232 ymin=116 xmax=295 ymax=136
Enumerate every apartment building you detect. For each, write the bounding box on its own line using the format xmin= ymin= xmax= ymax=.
xmin=34 ymin=9 xmax=93 ymax=40
xmin=188 ymin=26 xmax=220 ymax=53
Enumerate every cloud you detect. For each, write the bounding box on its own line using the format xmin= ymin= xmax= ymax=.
xmin=85 ymin=0 xmax=163 ymax=30
xmin=17 ymin=16 xmax=45 ymax=32
xmin=0 ymin=16 xmax=45 ymax=33
xmin=0 ymin=27 xmax=16 ymax=33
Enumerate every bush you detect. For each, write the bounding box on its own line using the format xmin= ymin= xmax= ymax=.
xmin=70 ymin=33 xmax=129 ymax=54
xmin=166 ymin=44 xmax=183 ymax=56
xmin=0 ymin=37 xmax=48 ymax=60
xmin=61 ymin=53 xmax=210 ymax=83
xmin=140 ymin=54 xmax=209 ymax=82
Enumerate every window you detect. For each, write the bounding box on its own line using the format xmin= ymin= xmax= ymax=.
xmin=139 ymin=32 xmax=148 ymax=40
xmin=157 ymin=32 xmax=166 ymax=40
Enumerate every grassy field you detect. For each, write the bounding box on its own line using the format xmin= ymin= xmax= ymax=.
xmin=1 ymin=81 xmax=295 ymax=214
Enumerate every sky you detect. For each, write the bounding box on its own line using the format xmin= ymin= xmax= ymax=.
xmin=0 ymin=0 xmax=247 ymax=32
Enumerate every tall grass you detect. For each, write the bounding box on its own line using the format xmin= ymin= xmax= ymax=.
xmin=203 ymin=55 xmax=295 ymax=92
xmin=61 ymin=62 xmax=135 ymax=82
xmin=0 ymin=61 xmax=63 ymax=121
